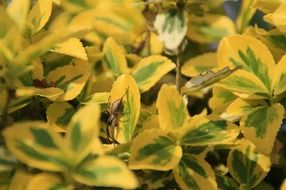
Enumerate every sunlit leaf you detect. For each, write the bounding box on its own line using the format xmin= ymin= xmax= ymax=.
xmin=102 ymin=37 xmax=128 ymax=76
xmin=235 ymin=0 xmax=256 ymax=33
xmin=61 ymin=0 xmax=98 ymax=13
xmin=227 ymin=139 xmax=271 ymax=189
xmin=173 ymin=155 xmax=217 ymax=190
xmin=209 ymin=86 xmax=237 ymax=112
xmin=3 ymin=122 xmax=67 ymax=172
xmin=73 ymin=155 xmax=138 ymax=189
xmin=129 ymin=129 xmax=182 ymax=171
xmin=273 ymin=55 xmax=286 ymax=95
xmin=154 ymin=9 xmax=188 ymax=50
xmin=110 ymin=74 xmax=140 ymax=143
xmin=264 ymin=4 xmax=286 ymax=32
xmin=156 ymin=84 xmax=188 ymax=131
xmin=7 ymin=0 xmax=30 ymax=31
xmin=64 ymin=103 xmax=100 ymax=165
xmin=253 ymin=0 xmax=283 ymax=13
xmin=181 ymin=52 xmax=217 ymax=77
xmin=131 ymin=55 xmax=175 ymax=92
xmin=240 ymin=103 xmax=284 ymax=154
xmin=50 ymin=38 xmax=88 ymax=60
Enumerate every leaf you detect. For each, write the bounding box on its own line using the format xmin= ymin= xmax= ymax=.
xmin=217 ymin=35 xmax=275 ymax=93
xmin=64 ymin=103 xmax=100 ymax=165
xmin=110 ymin=74 xmax=140 ymax=143
xmin=181 ymin=52 xmax=217 ymax=77
xmin=16 ymin=87 xmax=64 ymax=101
xmin=26 ymin=173 xmax=70 ymax=190
xmin=73 ymin=155 xmax=138 ymax=189
xmin=156 ymin=84 xmax=188 ymax=131
xmin=50 ymin=38 xmax=88 ymax=60
xmin=7 ymin=0 xmax=30 ymax=31
xmin=180 ymin=116 xmax=239 ymax=146
xmin=61 ymin=0 xmax=98 ymax=13
xmin=46 ymin=58 xmax=91 ymax=101
xmin=240 ymin=103 xmax=285 ymax=154
xmin=46 ymin=102 xmax=75 ymax=132
xmin=281 ymin=180 xmax=286 ymax=190
xmin=253 ymin=0 xmax=282 ymax=13
xmin=131 ymin=55 xmax=175 ymax=92
xmin=227 ymin=139 xmax=271 ymax=189
xmin=187 ymin=14 xmax=235 ymax=43
xmin=8 ymin=170 xmax=34 ymax=190
xmin=181 ymin=67 xmax=238 ymax=95
xmin=3 ymin=122 xmax=67 ymax=172
xmin=264 ymin=4 xmax=286 ymax=32
xmin=216 ymin=175 xmax=239 ymax=190
xmin=273 ymin=55 xmax=286 ymax=95
xmin=102 ymin=37 xmax=128 ymax=76
xmin=235 ymin=0 xmax=256 ymax=33
xmin=217 ymin=70 xmax=270 ymax=99
xmin=25 ymin=0 xmax=53 ymax=36
xmin=173 ymin=155 xmax=217 ymax=190
xmin=129 ymin=129 xmax=182 ymax=171
xmin=209 ymin=86 xmax=237 ymax=112
xmin=154 ymin=9 xmax=188 ymax=50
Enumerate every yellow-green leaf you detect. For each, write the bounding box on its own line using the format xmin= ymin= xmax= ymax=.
xmin=240 ymin=103 xmax=285 ymax=154
xmin=217 ymin=35 xmax=275 ymax=93
xmin=181 ymin=52 xmax=217 ymax=77
xmin=264 ymin=4 xmax=286 ymax=32
xmin=9 ymin=170 xmax=34 ymax=190
xmin=253 ymin=0 xmax=283 ymax=13
xmin=154 ymin=9 xmax=188 ymax=50
xmin=61 ymin=0 xmax=98 ymax=13
xmin=7 ymin=0 xmax=30 ymax=31
xmin=102 ymin=37 xmax=128 ymax=76
xmin=26 ymin=173 xmax=71 ymax=190
xmin=110 ymin=74 xmax=140 ymax=143
xmin=46 ymin=58 xmax=91 ymax=101
xmin=156 ymin=84 xmax=188 ymax=131
xmin=3 ymin=122 xmax=66 ymax=172
xmin=227 ymin=139 xmax=271 ymax=189
xmin=131 ymin=55 xmax=175 ymax=92
xmin=64 ymin=103 xmax=100 ymax=165
xmin=129 ymin=129 xmax=182 ymax=171
xmin=216 ymin=175 xmax=239 ymax=190
xmin=173 ymin=155 xmax=217 ymax=190
xmin=180 ymin=117 xmax=239 ymax=146
xmin=235 ymin=0 xmax=256 ymax=33
xmin=217 ymin=70 xmax=270 ymax=99
xmin=46 ymin=102 xmax=75 ymax=132
xmin=16 ymin=87 xmax=64 ymax=101
xmin=273 ymin=55 xmax=286 ymax=95
xmin=25 ymin=0 xmax=53 ymax=36
xmin=188 ymin=14 xmax=235 ymax=43
xmin=209 ymin=86 xmax=237 ymax=112
xmin=73 ymin=155 xmax=138 ymax=189
xmin=50 ymin=38 xmax=88 ymax=60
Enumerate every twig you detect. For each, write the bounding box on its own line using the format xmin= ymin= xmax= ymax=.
xmin=176 ymin=48 xmax=182 ymax=92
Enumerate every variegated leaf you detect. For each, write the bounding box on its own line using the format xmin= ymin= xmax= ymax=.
xmin=156 ymin=84 xmax=188 ymax=131
xmin=273 ymin=55 xmax=286 ymax=95
xmin=129 ymin=129 xmax=182 ymax=171
xmin=131 ymin=55 xmax=175 ymax=92
xmin=109 ymin=74 xmax=140 ymax=143
xmin=173 ymin=155 xmax=217 ymax=190
xmin=240 ymin=103 xmax=284 ymax=154
xmin=73 ymin=155 xmax=138 ymax=189
xmin=227 ymin=139 xmax=271 ymax=189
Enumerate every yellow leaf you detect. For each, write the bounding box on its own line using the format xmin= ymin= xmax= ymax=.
xmin=109 ymin=74 xmax=140 ymax=143
xmin=281 ymin=180 xmax=286 ymax=190
xmin=131 ymin=55 xmax=175 ymax=92
xmin=129 ymin=129 xmax=182 ymax=171
xmin=240 ymin=103 xmax=284 ymax=154
xmin=209 ymin=86 xmax=237 ymax=112
xmin=235 ymin=0 xmax=256 ymax=33
xmin=156 ymin=84 xmax=188 ymax=131
xmin=9 ymin=170 xmax=34 ymax=190
xmin=182 ymin=52 xmax=217 ymax=77
xmin=26 ymin=0 xmax=53 ymax=36
xmin=273 ymin=54 xmax=286 ymax=95
xmin=51 ymin=38 xmax=88 ymax=60
xmin=16 ymin=87 xmax=64 ymax=101
xmin=3 ymin=122 xmax=66 ymax=171
xmin=102 ymin=37 xmax=128 ymax=76
xmin=188 ymin=14 xmax=235 ymax=43
xmin=7 ymin=0 xmax=30 ymax=31
xmin=64 ymin=103 xmax=100 ymax=164
xmin=264 ymin=4 xmax=286 ymax=32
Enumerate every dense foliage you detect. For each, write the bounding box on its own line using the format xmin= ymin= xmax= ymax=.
xmin=1 ymin=0 xmax=286 ymax=189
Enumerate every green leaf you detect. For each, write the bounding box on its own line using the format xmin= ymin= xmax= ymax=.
xmin=73 ymin=156 xmax=138 ymax=189
xmin=227 ymin=139 xmax=271 ymax=189
xmin=129 ymin=129 xmax=182 ymax=171
xmin=173 ymin=155 xmax=217 ymax=190
xmin=216 ymin=175 xmax=239 ymax=190
xmin=131 ymin=55 xmax=175 ymax=92
xmin=240 ymin=103 xmax=284 ymax=154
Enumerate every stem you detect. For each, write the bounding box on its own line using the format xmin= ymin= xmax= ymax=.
xmin=176 ymin=48 xmax=182 ymax=92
